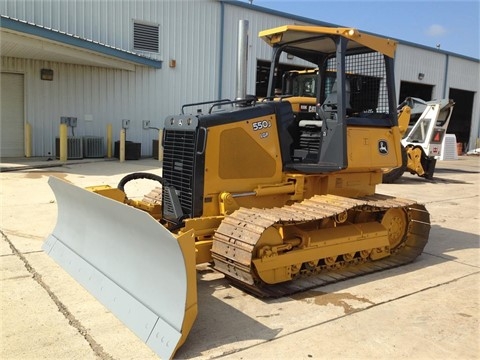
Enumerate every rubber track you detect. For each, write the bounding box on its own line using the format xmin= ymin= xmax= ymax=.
xmin=211 ymin=193 xmax=430 ymax=298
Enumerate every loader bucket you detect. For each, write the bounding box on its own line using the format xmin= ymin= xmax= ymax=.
xmin=43 ymin=176 xmax=197 ymax=359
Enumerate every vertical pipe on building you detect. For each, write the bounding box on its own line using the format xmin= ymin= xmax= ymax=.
xmin=217 ymin=2 xmax=225 ymax=100
xmin=236 ymin=20 xmax=249 ymax=102
xmin=24 ymin=122 xmax=32 ymax=158
xmin=106 ymin=124 xmax=112 ymax=158
xmin=59 ymin=123 xmax=68 ymax=162
xmin=442 ymin=54 xmax=449 ymax=98
xmin=119 ymin=129 xmax=126 ymax=162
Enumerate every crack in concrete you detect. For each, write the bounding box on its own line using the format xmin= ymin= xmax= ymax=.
xmin=1 ymin=230 xmax=115 ymax=360
xmin=425 ymin=194 xmax=479 ymax=204
xmin=423 ymin=251 xmax=480 ymax=269
xmin=1 ymin=250 xmax=45 ymax=257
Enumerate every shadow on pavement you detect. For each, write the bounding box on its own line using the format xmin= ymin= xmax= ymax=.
xmin=175 ymin=268 xmax=282 ymax=358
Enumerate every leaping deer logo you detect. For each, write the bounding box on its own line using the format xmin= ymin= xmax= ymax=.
xmin=378 ymin=140 xmax=388 ymax=155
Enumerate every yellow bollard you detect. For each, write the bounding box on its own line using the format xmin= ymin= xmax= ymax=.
xmin=59 ymin=123 xmax=68 ymax=162
xmin=24 ymin=122 xmax=32 ymax=158
xmin=107 ymin=124 xmax=112 ymax=158
xmin=158 ymin=128 xmax=163 ymax=162
xmin=119 ymin=128 xmax=126 ymax=162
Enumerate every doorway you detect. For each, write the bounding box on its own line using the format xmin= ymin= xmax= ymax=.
xmin=448 ymin=88 xmax=475 ymax=151
xmin=399 ymin=81 xmax=434 ymax=102
xmin=1 ymin=73 xmax=25 ymax=157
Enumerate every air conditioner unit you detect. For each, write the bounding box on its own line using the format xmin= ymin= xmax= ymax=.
xmin=83 ymin=136 xmax=105 ymax=158
xmin=55 ymin=137 xmax=83 ymax=159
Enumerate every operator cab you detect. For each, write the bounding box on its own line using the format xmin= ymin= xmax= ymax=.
xmin=260 ymin=25 xmax=398 ymax=173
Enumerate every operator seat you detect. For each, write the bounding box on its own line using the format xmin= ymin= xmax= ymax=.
xmin=317 ymin=80 xmax=351 ymax=120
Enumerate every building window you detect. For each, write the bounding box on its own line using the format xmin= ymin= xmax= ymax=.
xmin=133 ymin=21 xmax=159 ymax=53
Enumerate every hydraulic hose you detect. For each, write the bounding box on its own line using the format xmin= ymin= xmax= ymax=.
xmin=117 ymin=172 xmax=166 ymax=193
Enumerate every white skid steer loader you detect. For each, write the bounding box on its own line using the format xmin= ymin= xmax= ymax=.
xmin=383 ymin=97 xmax=455 ymax=182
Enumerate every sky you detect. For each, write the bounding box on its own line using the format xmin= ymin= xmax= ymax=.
xmin=252 ymin=0 xmax=480 ymax=59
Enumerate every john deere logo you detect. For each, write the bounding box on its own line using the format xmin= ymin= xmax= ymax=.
xmin=378 ymin=140 xmax=388 ymax=155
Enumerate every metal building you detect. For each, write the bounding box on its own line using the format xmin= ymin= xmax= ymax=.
xmin=1 ymin=0 xmax=478 ymax=158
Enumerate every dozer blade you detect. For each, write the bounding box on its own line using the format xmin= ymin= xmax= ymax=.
xmin=43 ymin=177 xmax=197 ymax=359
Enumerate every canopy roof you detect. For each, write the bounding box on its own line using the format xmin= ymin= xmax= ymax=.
xmin=259 ymin=25 xmax=397 ymax=60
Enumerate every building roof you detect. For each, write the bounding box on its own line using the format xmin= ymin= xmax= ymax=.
xmin=0 ymin=15 xmax=162 ymax=71
xmin=222 ymin=0 xmax=479 ymax=63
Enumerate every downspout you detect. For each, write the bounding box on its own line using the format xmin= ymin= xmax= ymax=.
xmin=442 ymin=53 xmax=449 ymax=98
xmin=217 ymin=1 xmax=225 ymax=100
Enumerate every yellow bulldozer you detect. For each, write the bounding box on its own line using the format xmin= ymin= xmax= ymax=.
xmin=43 ymin=25 xmax=431 ymax=359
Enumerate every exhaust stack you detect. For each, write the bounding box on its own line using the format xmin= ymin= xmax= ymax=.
xmin=235 ymin=20 xmax=249 ymax=103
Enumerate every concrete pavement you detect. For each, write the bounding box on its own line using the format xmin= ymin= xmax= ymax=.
xmin=1 ymin=156 xmax=479 ymax=359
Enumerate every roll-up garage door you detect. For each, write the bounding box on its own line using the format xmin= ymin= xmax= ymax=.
xmin=1 ymin=73 xmax=25 ymax=157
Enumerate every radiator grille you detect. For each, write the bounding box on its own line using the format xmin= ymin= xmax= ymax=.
xmin=83 ymin=136 xmax=105 ymax=158
xmin=55 ymin=137 xmax=83 ymax=159
xmin=162 ymin=130 xmax=197 ymax=218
